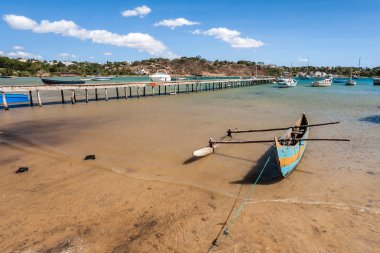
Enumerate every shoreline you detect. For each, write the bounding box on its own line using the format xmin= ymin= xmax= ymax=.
xmin=0 ymin=81 xmax=379 ymax=252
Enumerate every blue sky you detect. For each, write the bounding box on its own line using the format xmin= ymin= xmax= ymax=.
xmin=0 ymin=0 xmax=379 ymax=67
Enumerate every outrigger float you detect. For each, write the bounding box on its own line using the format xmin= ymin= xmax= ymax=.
xmin=193 ymin=113 xmax=350 ymax=177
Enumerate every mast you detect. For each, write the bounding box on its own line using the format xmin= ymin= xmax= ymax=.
xmin=290 ymin=62 xmax=292 ymax=77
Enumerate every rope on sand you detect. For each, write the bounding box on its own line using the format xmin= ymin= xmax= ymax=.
xmin=207 ymin=147 xmax=274 ymax=252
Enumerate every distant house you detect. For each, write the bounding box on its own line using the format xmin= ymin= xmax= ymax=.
xmin=135 ymin=68 xmax=148 ymax=75
xmin=62 ymin=61 xmax=75 ymax=66
xmin=17 ymin=58 xmax=27 ymax=62
xmin=314 ymin=71 xmax=327 ymax=77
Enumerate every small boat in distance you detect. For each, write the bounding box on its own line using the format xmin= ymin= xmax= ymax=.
xmin=0 ymin=93 xmax=29 ymax=104
xmin=345 ymin=68 xmax=356 ymax=85
xmin=373 ymin=78 xmax=380 ymax=85
xmin=91 ymin=76 xmax=114 ymax=81
xmin=0 ymin=76 xmax=12 ymax=78
xmin=172 ymin=77 xmax=187 ymax=81
xmin=277 ymin=78 xmax=297 ymax=88
xmin=149 ymin=69 xmax=171 ymax=82
xmin=312 ymin=78 xmax=332 ymax=87
xmin=333 ymin=78 xmax=346 ymax=83
xmin=345 ymin=79 xmax=356 ymax=86
xmin=277 ymin=65 xmax=297 ymax=88
xmin=274 ymin=114 xmax=309 ymax=177
xmin=41 ymin=78 xmax=85 ymax=85
xmin=345 ymin=68 xmax=356 ymax=86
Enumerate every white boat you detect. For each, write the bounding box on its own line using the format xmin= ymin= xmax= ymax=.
xmin=277 ymin=64 xmax=297 ymax=88
xmin=149 ymin=69 xmax=171 ymax=82
xmin=373 ymin=78 xmax=380 ymax=85
xmin=345 ymin=68 xmax=356 ymax=86
xmin=312 ymin=78 xmax=332 ymax=87
xmin=277 ymin=78 xmax=297 ymax=88
xmin=91 ymin=76 xmax=114 ymax=81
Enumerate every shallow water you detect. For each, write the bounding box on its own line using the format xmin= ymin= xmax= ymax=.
xmin=1 ymin=78 xmax=379 ymax=207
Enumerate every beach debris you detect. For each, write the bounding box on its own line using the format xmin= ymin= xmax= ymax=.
xmin=16 ymin=167 xmax=29 ymax=174
xmin=84 ymin=154 xmax=96 ymax=160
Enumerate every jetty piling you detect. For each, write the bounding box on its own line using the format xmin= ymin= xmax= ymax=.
xmin=29 ymin=91 xmax=33 ymax=106
xmin=0 ymin=78 xmax=275 ymax=110
xmin=1 ymin=92 xmax=8 ymax=110
xmin=37 ymin=90 xmax=42 ymax=107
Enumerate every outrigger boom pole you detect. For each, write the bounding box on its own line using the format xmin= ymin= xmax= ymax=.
xmin=210 ymin=138 xmax=350 ymax=146
xmin=227 ymin=121 xmax=340 ymax=137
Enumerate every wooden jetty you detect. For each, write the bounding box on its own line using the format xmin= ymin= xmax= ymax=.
xmin=0 ymin=78 xmax=275 ymax=110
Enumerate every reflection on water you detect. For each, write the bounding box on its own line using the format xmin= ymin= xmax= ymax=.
xmin=359 ymin=115 xmax=380 ymax=124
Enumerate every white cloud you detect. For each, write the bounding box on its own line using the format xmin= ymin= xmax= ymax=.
xmin=3 ymin=14 xmax=177 ymax=58
xmin=89 ymin=56 xmax=95 ymax=59
xmin=192 ymin=27 xmax=264 ymax=49
xmin=297 ymin=57 xmax=308 ymax=62
xmin=0 ymin=51 xmax=4 ymax=55
xmin=60 ymin=52 xmax=76 ymax=58
xmin=3 ymin=15 xmax=36 ymax=30
xmin=13 ymin=45 xmax=24 ymax=50
xmin=154 ymin=18 xmax=200 ymax=29
xmin=122 ymin=5 xmax=151 ymax=18
xmin=7 ymin=51 xmax=42 ymax=59
xmin=104 ymin=52 xmax=112 ymax=56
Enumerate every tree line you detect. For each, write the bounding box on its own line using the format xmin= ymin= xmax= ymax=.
xmin=1 ymin=56 xmax=379 ymax=77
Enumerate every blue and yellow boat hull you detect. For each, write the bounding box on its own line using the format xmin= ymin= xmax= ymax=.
xmin=274 ymin=114 xmax=309 ymax=177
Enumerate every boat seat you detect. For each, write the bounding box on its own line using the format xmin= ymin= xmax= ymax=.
xmin=291 ymin=131 xmax=304 ymax=134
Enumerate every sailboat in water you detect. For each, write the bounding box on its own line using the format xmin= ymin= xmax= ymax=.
xmin=345 ymin=68 xmax=356 ymax=86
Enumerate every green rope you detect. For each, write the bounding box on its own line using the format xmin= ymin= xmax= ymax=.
xmin=223 ymin=147 xmax=274 ymax=236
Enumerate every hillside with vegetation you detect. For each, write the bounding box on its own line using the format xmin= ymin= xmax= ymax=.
xmin=1 ymin=56 xmax=379 ymax=77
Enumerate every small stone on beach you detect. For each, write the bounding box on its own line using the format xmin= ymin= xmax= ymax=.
xmin=84 ymin=155 xmax=96 ymax=160
xmin=16 ymin=167 xmax=29 ymax=174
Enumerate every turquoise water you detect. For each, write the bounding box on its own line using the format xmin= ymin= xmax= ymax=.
xmin=0 ymin=75 xmax=245 ymax=86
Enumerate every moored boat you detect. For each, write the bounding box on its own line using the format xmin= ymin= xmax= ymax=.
xmin=373 ymin=78 xmax=380 ymax=85
xmin=41 ymin=78 xmax=85 ymax=85
xmin=193 ymin=114 xmax=349 ymax=178
xmin=333 ymin=78 xmax=346 ymax=83
xmin=345 ymin=79 xmax=356 ymax=86
xmin=345 ymin=68 xmax=356 ymax=86
xmin=277 ymin=78 xmax=297 ymax=88
xmin=312 ymin=78 xmax=332 ymax=87
xmin=274 ymin=114 xmax=309 ymax=177
xmin=91 ymin=76 xmax=114 ymax=81
xmin=0 ymin=93 xmax=29 ymax=104
xmin=149 ymin=69 xmax=171 ymax=82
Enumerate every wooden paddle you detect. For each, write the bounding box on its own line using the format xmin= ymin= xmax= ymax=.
xmin=227 ymin=121 xmax=340 ymax=136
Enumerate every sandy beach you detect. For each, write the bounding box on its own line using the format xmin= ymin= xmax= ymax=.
xmin=0 ymin=82 xmax=379 ymax=252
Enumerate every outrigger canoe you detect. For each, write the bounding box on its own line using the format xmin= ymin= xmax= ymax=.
xmin=274 ymin=113 xmax=309 ymax=177
xmin=193 ymin=113 xmax=349 ymax=178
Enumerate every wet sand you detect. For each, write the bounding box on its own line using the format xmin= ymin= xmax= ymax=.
xmin=0 ymin=83 xmax=379 ymax=252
